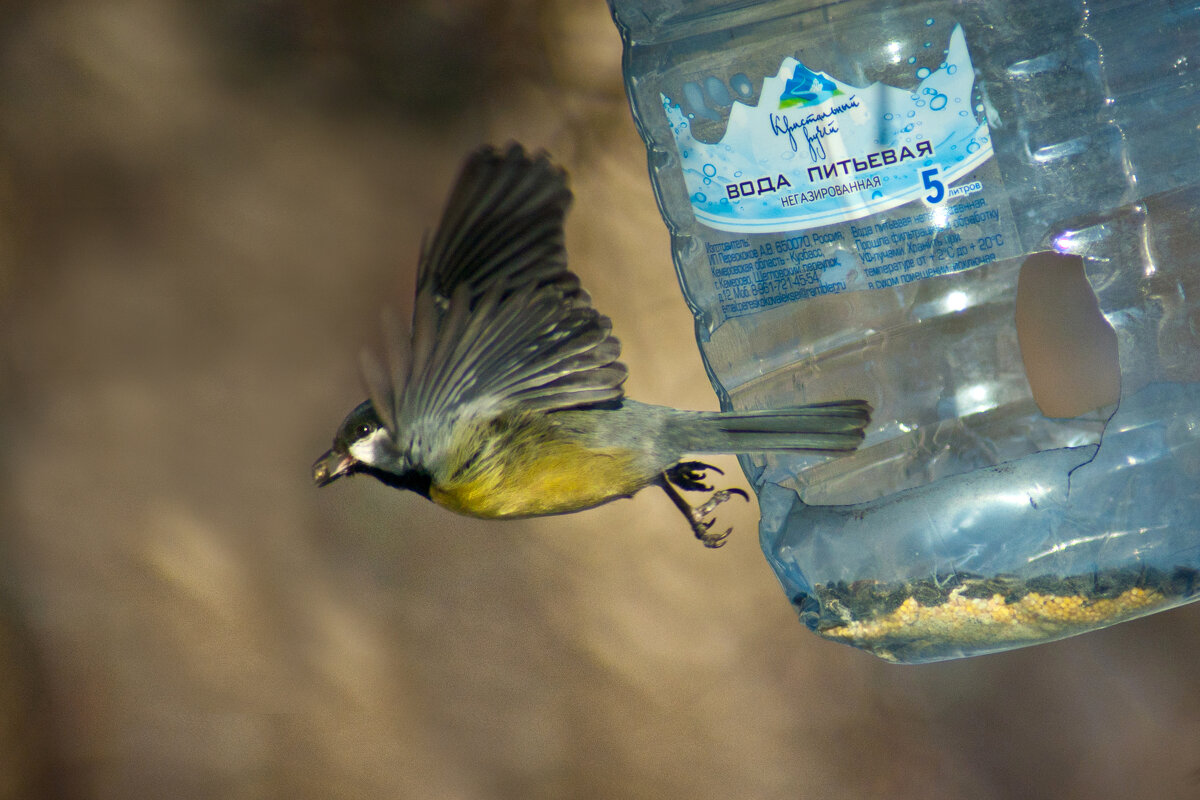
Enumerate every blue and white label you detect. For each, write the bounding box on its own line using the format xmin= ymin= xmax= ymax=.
xmin=666 ymin=25 xmax=994 ymax=233
xmin=664 ymin=24 xmax=1018 ymax=317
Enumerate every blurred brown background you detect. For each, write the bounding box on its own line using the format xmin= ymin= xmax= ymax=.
xmin=1 ymin=1 xmax=1199 ymax=797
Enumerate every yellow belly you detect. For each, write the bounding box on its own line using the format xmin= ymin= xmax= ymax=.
xmin=429 ymin=441 xmax=648 ymax=519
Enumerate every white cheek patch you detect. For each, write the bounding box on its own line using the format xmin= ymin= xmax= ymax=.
xmin=347 ymin=428 xmax=395 ymax=467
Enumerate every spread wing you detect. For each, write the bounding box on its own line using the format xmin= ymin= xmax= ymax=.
xmin=360 ymin=144 xmax=627 ymax=463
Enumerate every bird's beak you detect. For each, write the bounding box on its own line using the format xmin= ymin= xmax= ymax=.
xmin=313 ymin=448 xmax=355 ymax=487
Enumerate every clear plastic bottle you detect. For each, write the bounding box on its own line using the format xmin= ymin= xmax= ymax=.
xmin=609 ymin=0 xmax=1200 ymax=661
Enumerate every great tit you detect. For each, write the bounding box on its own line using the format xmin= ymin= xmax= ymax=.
xmin=313 ymin=144 xmax=869 ymax=546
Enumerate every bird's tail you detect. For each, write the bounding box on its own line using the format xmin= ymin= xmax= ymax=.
xmin=668 ymin=400 xmax=871 ymax=454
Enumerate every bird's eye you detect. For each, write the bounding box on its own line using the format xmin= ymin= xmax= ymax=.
xmin=355 ymin=423 xmax=375 ymax=438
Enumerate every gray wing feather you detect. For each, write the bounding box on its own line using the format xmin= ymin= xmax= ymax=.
xmin=418 ymin=144 xmax=578 ymax=305
xmin=364 ymin=144 xmax=627 ymax=457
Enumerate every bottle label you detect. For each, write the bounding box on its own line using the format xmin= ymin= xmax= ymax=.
xmin=663 ymin=24 xmax=1018 ymax=315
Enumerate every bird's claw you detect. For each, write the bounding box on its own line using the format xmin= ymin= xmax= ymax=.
xmin=661 ymin=464 xmax=750 ymax=549
xmin=695 ymin=487 xmax=749 ymax=517
xmin=692 ymin=488 xmax=748 ymax=548
xmin=697 ymin=524 xmax=732 ymax=549
xmin=666 ymin=460 xmax=724 ymax=493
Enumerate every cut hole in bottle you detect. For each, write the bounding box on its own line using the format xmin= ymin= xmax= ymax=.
xmin=1015 ymin=252 xmax=1120 ymax=419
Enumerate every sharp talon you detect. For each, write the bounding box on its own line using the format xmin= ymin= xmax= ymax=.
xmin=699 ymin=527 xmax=731 ymax=548
xmin=659 ymin=467 xmax=748 ymax=550
xmin=695 ymin=488 xmax=747 ymax=517
xmin=667 ymin=461 xmax=725 ymax=493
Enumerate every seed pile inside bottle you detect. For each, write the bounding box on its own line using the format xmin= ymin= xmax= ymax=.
xmin=803 ymin=565 xmax=1199 ymax=662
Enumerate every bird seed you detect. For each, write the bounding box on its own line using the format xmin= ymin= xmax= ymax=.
xmin=797 ymin=565 xmax=1200 ymax=662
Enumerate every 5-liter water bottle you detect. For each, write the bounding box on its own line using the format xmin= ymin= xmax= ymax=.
xmin=609 ymin=0 xmax=1200 ymax=661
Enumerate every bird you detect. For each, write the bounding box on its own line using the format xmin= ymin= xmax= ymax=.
xmin=312 ymin=144 xmax=870 ymax=547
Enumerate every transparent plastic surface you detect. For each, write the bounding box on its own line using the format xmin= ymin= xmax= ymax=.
xmin=609 ymin=0 xmax=1200 ymax=661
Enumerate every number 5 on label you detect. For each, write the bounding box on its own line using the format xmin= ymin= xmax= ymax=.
xmin=921 ymin=166 xmax=945 ymax=204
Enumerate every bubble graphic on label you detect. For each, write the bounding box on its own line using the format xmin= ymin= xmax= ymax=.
xmin=925 ymin=88 xmax=949 ymax=111
xmin=925 ymin=18 xmax=935 ymax=25
xmin=703 ymin=163 xmax=717 ymax=177
xmin=908 ymin=56 xmax=917 ymax=65
xmin=946 ymin=64 xmax=958 ymax=75
xmin=730 ymin=72 xmax=753 ymax=98
xmin=924 ymin=41 xmax=932 ymax=48
xmin=694 ymin=192 xmax=707 ymax=203
xmin=916 ymin=67 xmax=931 ymax=79
xmin=872 ymin=190 xmax=884 ymax=199
xmin=966 ymin=141 xmax=981 ymax=154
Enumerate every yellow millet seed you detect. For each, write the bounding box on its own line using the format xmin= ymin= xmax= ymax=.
xmin=819 ymin=586 xmax=1170 ymax=650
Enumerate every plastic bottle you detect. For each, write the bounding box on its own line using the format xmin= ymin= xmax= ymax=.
xmin=608 ymin=0 xmax=1200 ymax=662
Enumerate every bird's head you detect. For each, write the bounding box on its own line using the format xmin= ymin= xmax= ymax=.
xmin=312 ymin=400 xmax=395 ymax=487
xmin=313 ymin=401 xmax=433 ymax=498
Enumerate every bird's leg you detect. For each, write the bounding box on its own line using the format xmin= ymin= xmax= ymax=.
xmin=659 ymin=462 xmax=750 ymax=548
